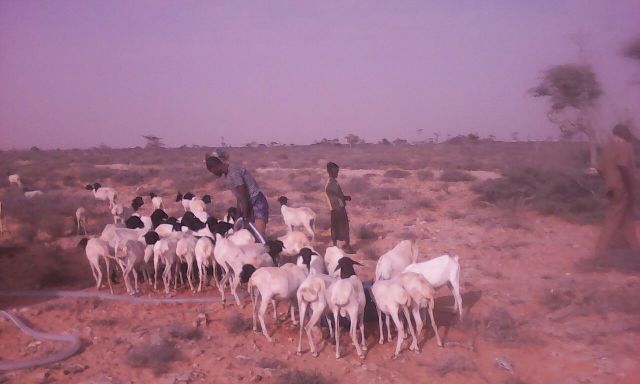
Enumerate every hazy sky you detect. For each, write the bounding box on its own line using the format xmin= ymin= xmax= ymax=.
xmin=1 ymin=1 xmax=639 ymax=149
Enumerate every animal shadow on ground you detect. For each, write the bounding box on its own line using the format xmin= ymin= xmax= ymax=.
xmin=434 ymin=290 xmax=482 ymax=327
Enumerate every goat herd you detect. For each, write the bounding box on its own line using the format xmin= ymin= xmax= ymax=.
xmin=7 ymin=173 xmax=464 ymax=360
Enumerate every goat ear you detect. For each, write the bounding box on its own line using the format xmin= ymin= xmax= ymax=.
xmin=334 ymin=265 xmax=341 ymax=272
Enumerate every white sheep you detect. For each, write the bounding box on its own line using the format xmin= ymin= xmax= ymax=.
xmin=229 ymin=228 xmax=255 ymax=246
xmin=296 ymin=262 xmax=337 ymax=356
xmin=397 ymin=271 xmax=442 ymax=347
xmin=114 ymin=239 xmax=147 ymax=294
xmin=192 ymin=209 xmax=209 ymax=223
xmin=296 ymin=248 xmax=325 ymax=274
xmin=8 ymin=174 xmax=22 ymax=189
xmin=176 ymin=191 xmax=195 ymax=212
xmin=195 ymin=236 xmax=216 ymax=292
xmin=278 ymin=196 xmax=316 ymax=240
xmin=153 ymin=236 xmax=180 ymax=293
xmin=327 ymin=257 xmax=367 ymax=359
xmin=371 ymin=279 xmax=419 ymax=357
xmin=324 ymin=246 xmax=346 ymax=278
xmin=111 ymin=203 xmax=124 ymax=224
xmin=75 ymin=207 xmax=88 ymax=235
xmin=176 ymin=234 xmax=198 ymax=292
xmin=214 ymin=234 xmax=281 ymax=306
xmin=24 ymin=190 xmax=43 ymax=198
xmin=279 ymin=230 xmax=311 ymax=257
xmin=100 ymin=224 xmax=146 ymax=249
xmin=189 ymin=194 xmax=212 ymax=214
xmin=374 ymin=240 xmax=418 ymax=281
xmin=403 ymin=254 xmax=463 ymax=320
xmin=78 ymin=237 xmax=114 ymax=293
xmin=246 ymin=261 xmax=311 ymax=342
xmin=85 ymin=183 xmax=117 ymax=208
xmin=149 ymin=192 xmax=164 ymax=210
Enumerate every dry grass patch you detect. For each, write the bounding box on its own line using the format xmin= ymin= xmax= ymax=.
xmin=127 ymin=338 xmax=181 ymax=375
xmin=439 ymin=170 xmax=476 ymax=182
xmin=277 ymin=369 xmax=326 ymax=384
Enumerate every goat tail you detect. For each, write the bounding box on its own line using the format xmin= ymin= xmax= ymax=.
xmin=299 ymin=287 xmax=318 ymax=303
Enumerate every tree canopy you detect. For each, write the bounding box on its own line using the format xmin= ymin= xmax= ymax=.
xmin=530 ymin=64 xmax=602 ymax=111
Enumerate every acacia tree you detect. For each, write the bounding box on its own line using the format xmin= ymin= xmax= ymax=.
xmin=143 ymin=135 xmax=165 ymax=149
xmin=344 ymin=133 xmax=364 ymax=147
xmin=530 ymin=64 xmax=602 ymax=167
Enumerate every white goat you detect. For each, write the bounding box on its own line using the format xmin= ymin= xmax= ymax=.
xmin=153 ymin=236 xmax=180 ymax=293
xmin=176 ymin=192 xmax=195 ymax=212
xmin=327 ymin=257 xmax=367 ymax=359
xmin=397 ymin=272 xmax=442 ymax=347
xmin=111 ymin=203 xmax=124 ymax=224
xmin=324 ymin=246 xmax=346 ymax=278
xmin=279 ymin=230 xmax=311 ymax=256
xmin=375 ymin=240 xmax=418 ymax=281
xmin=114 ymin=239 xmax=147 ymax=294
xmin=75 ymin=207 xmax=88 ymax=235
xmin=371 ymin=279 xmax=419 ymax=357
xmin=8 ymin=174 xmax=22 ymax=189
xmin=296 ymin=248 xmax=325 ymax=274
xmin=149 ymin=192 xmax=164 ymax=210
xmin=195 ymin=236 xmax=216 ymax=292
xmin=189 ymin=194 xmax=211 ymax=214
xmin=100 ymin=224 xmax=146 ymax=250
xmin=79 ymin=237 xmax=114 ymax=293
xmin=246 ymin=262 xmax=310 ymax=342
xmin=86 ymin=183 xmax=117 ymax=208
xmin=214 ymin=234 xmax=279 ymax=306
xmin=176 ymin=234 xmax=197 ymax=292
xmin=24 ymin=190 xmax=43 ymax=198
xmin=229 ymin=229 xmax=255 ymax=246
xmin=403 ymin=254 xmax=463 ymax=320
xmin=278 ymin=196 xmax=316 ymax=240
xmin=296 ymin=270 xmax=336 ymax=357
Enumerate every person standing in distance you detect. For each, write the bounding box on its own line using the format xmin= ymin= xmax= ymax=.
xmin=595 ymin=124 xmax=639 ymax=255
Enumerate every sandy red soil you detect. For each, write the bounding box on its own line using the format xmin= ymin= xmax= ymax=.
xmin=1 ymin=159 xmax=639 ymax=384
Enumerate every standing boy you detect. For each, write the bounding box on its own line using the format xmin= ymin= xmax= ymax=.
xmin=325 ymin=162 xmax=355 ymax=253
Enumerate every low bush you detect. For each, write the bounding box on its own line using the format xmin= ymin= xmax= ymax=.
xmin=127 ymin=338 xmax=181 ymax=375
xmin=439 ymin=170 xmax=476 ymax=182
xmin=416 ymin=170 xmax=435 ymax=180
xmin=471 ymin=168 xmax=605 ymax=224
xmin=383 ymin=169 xmax=411 ymax=178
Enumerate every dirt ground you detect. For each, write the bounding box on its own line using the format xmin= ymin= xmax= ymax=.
xmin=0 ymin=143 xmax=639 ymax=384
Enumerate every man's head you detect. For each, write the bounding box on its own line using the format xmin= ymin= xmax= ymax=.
xmin=327 ymin=162 xmax=339 ymax=178
xmin=206 ymin=155 xmax=227 ymax=177
xmin=613 ymin=124 xmax=633 ymax=142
